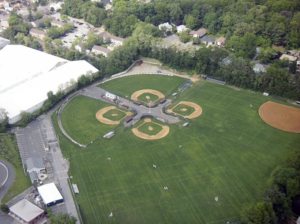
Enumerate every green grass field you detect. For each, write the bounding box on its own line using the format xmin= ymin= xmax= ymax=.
xmin=0 ymin=134 xmax=30 ymax=203
xmin=103 ymin=109 xmax=126 ymax=121
xmin=100 ymin=75 xmax=186 ymax=98
xmin=55 ymin=75 xmax=300 ymax=224
xmin=172 ymin=103 xmax=195 ymax=117
xmin=137 ymin=93 xmax=159 ymax=104
xmin=138 ymin=121 xmax=163 ymax=136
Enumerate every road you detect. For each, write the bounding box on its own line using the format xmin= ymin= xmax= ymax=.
xmin=0 ymin=160 xmax=17 ymax=224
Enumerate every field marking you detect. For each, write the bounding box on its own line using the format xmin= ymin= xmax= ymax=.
xmin=0 ymin=161 xmax=9 ymax=187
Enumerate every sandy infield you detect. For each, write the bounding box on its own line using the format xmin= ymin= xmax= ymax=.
xmin=168 ymin=101 xmax=203 ymax=119
xmin=96 ymin=106 xmax=131 ymax=125
xmin=259 ymin=101 xmax=300 ymax=133
xmin=132 ymin=119 xmax=170 ymax=140
xmin=131 ymin=89 xmax=165 ymax=102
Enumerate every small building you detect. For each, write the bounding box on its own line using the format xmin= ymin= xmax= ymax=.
xmin=176 ymin=25 xmax=188 ymax=33
xmin=37 ymin=183 xmax=64 ymax=207
xmin=0 ymin=13 xmax=9 ymax=30
xmin=280 ymin=54 xmax=297 ymax=62
xmin=190 ymin=28 xmax=207 ymax=38
xmin=158 ymin=22 xmax=173 ymax=33
xmin=216 ymin=36 xmax=226 ymax=47
xmin=26 ymin=157 xmax=45 ymax=174
xmin=29 ymin=28 xmax=46 ymax=40
xmin=92 ymin=45 xmax=111 ymax=57
xmin=253 ymin=63 xmax=266 ymax=74
xmin=200 ymin=35 xmax=215 ymax=47
xmin=0 ymin=36 xmax=10 ymax=49
xmin=9 ymin=199 xmax=45 ymax=224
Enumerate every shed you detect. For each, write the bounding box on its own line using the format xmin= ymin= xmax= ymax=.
xmin=37 ymin=183 xmax=64 ymax=207
xmin=9 ymin=199 xmax=45 ymax=224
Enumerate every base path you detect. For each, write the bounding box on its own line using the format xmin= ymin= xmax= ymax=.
xmin=259 ymin=101 xmax=300 ymax=133
xmin=131 ymin=89 xmax=165 ymax=102
xmin=132 ymin=119 xmax=170 ymax=140
xmin=96 ymin=106 xmax=131 ymax=125
xmin=168 ymin=101 xmax=203 ymax=119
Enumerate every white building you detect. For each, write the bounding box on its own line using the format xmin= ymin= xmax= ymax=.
xmin=37 ymin=183 xmax=64 ymax=207
xmin=0 ymin=45 xmax=98 ymax=123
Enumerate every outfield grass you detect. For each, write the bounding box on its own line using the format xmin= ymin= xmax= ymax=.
xmin=99 ymin=74 xmax=186 ymax=98
xmin=0 ymin=134 xmax=30 ymax=203
xmin=138 ymin=122 xmax=163 ymax=136
xmin=103 ymin=109 xmax=126 ymax=121
xmin=57 ymin=78 xmax=300 ymax=224
xmin=172 ymin=103 xmax=195 ymax=117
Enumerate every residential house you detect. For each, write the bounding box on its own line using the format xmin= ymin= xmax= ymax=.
xmin=201 ymin=35 xmax=215 ymax=47
xmin=29 ymin=28 xmax=46 ymax=40
xmin=253 ymin=63 xmax=266 ymax=74
xmin=158 ymin=22 xmax=173 ymax=33
xmin=216 ymin=36 xmax=226 ymax=47
xmin=9 ymin=199 xmax=45 ymax=224
xmin=92 ymin=45 xmax=111 ymax=57
xmin=280 ymin=54 xmax=297 ymax=62
xmin=176 ymin=25 xmax=188 ymax=33
xmin=190 ymin=28 xmax=207 ymax=38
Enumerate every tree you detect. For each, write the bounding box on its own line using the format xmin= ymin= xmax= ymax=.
xmin=0 ymin=109 xmax=9 ymax=133
xmin=184 ymin=14 xmax=198 ymax=30
xmin=241 ymin=202 xmax=277 ymax=224
xmin=178 ymin=31 xmax=191 ymax=43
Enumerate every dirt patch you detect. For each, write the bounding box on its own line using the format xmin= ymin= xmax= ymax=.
xmin=96 ymin=106 xmax=132 ymax=125
xmin=131 ymin=89 xmax=165 ymax=103
xmin=259 ymin=101 xmax=300 ymax=133
xmin=132 ymin=119 xmax=170 ymax=140
xmin=169 ymin=101 xmax=203 ymax=119
xmin=148 ymin=126 xmax=154 ymax=131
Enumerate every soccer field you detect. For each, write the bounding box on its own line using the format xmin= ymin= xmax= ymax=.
xmin=54 ymin=76 xmax=300 ymax=224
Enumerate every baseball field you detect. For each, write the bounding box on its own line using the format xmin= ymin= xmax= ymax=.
xmin=53 ymin=74 xmax=300 ymax=224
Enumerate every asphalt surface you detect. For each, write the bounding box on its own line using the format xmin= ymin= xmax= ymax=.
xmin=0 ymin=160 xmax=16 ymax=224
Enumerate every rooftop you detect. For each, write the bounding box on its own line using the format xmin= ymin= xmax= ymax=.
xmin=9 ymin=199 xmax=44 ymax=222
xmin=37 ymin=183 xmax=63 ymax=205
xmin=92 ymin=45 xmax=111 ymax=53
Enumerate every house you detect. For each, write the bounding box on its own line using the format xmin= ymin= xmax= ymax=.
xmin=29 ymin=28 xmax=46 ymax=40
xmin=176 ymin=25 xmax=188 ymax=33
xmin=253 ymin=63 xmax=266 ymax=74
xmin=9 ymin=199 xmax=45 ymax=224
xmin=216 ymin=36 xmax=226 ymax=47
xmin=0 ymin=36 xmax=10 ymax=49
xmin=190 ymin=28 xmax=207 ymax=38
xmin=158 ymin=22 xmax=173 ymax=33
xmin=99 ymin=31 xmax=125 ymax=49
xmin=280 ymin=54 xmax=297 ymax=62
xmin=200 ymin=35 xmax=215 ymax=47
xmin=50 ymin=19 xmax=65 ymax=28
xmin=92 ymin=45 xmax=111 ymax=57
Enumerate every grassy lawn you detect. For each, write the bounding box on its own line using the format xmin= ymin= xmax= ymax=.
xmin=172 ymin=103 xmax=195 ymax=117
xmin=0 ymin=134 xmax=30 ymax=203
xmin=61 ymin=95 xmax=118 ymax=145
xmin=138 ymin=122 xmax=163 ymax=136
xmin=56 ymin=77 xmax=300 ymax=224
xmin=103 ymin=109 xmax=126 ymax=121
xmin=99 ymin=74 xmax=186 ymax=98
xmin=137 ymin=93 xmax=159 ymax=104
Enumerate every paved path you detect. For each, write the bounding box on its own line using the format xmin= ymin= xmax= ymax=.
xmin=0 ymin=160 xmax=17 ymax=224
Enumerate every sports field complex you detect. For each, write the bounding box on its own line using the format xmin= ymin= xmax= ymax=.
xmin=53 ymin=74 xmax=300 ymax=223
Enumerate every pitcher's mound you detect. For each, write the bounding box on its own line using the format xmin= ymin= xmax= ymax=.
xmin=259 ymin=101 xmax=300 ymax=133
